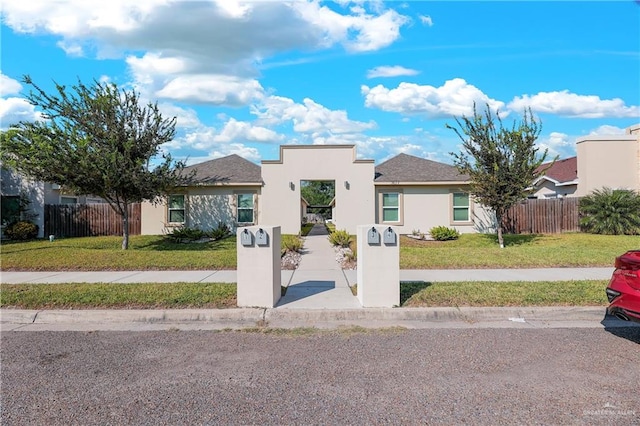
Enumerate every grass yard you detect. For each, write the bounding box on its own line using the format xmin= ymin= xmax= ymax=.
xmin=400 ymin=233 xmax=638 ymax=269
xmin=400 ymin=280 xmax=609 ymax=307
xmin=0 ymin=235 xmax=238 ymax=271
xmin=0 ymin=282 xmax=236 ymax=309
xmin=1 ymin=280 xmax=608 ymax=309
xmin=0 ymin=232 xmax=636 ymax=271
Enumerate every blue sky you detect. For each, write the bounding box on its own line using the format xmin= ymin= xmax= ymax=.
xmin=1 ymin=1 xmax=638 ymax=166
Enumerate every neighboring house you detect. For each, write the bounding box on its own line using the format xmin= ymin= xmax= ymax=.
xmin=531 ymin=123 xmax=639 ymax=198
xmin=1 ymin=165 xmax=106 ymax=238
xmin=141 ymin=145 xmax=493 ymax=236
xmin=531 ymin=157 xmax=578 ymax=199
xmin=575 ymin=124 xmax=640 ymax=196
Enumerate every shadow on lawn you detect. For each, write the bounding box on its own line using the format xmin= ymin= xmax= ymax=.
xmin=400 ymin=281 xmax=433 ymax=306
xmin=480 ymin=233 xmax=542 ymax=246
xmin=135 ymin=236 xmax=237 ymax=251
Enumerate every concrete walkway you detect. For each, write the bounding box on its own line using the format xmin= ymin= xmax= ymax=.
xmin=277 ymin=224 xmax=360 ymax=309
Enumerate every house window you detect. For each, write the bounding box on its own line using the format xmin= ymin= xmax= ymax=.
xmin=60 ymin=196 xmax=77 ymax=204
xmin=452 ymin=192 xmax=470 ymax=222
xmin=236 ymin=193 xmax=254 ymax=224
xmin=382 ymin=192 xmax=400 ymax=222
xmin=168 ymin=195 xmax=185 ymax=224
xmin=1 ymin=195 xmax=20 ymax=225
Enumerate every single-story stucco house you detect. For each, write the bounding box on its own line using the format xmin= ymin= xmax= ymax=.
xmin=141 ymin=145 xmax=494 ymax=236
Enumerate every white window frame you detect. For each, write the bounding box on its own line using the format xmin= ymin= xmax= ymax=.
xmin=235 ymin=192 xmax=255 ymax=225
xmin=167 ymin=194 xmax=186 ymax=224
xmin=379 ymin=190 xmax=403 ymax=225
xmin=451 ymin=192 xmax=471 ymax=223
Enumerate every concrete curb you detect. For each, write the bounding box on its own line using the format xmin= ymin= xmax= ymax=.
xmin=3 ymin=306 xmax=638 ymax=331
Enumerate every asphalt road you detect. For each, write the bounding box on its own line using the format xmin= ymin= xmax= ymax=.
xmin=2 ymin=328 xmax=639 ymax=425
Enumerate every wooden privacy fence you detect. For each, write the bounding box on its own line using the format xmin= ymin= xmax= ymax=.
xmin=44 ymin=203 xmax=141 ymax=237
xmin=502 ymin=198 xmax=580 ymax=234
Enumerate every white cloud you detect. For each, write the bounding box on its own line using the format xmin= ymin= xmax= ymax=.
xmin=156 ymin=75 xmax=264 ymax=106
xmin=418 ymin=15 xmax=433 ymax=26
xmin=0 ymin=74 xmax=22 ymax=96
xmin=0 ymin=97 xmax=41 ymax=128
xmin=362 ymin=78 xmax=506 ymax=118
xmin=536 ymin=132 xmax=574 ymax=159
xmin=367 ymin=65 xmax=419 ymax=79
xmin=588 ymin=124 xmax=626 ymax=135
xmin=253 ymin=95 xmax=376 ymax=134
xmin=509 ymin=90 xmax=640 ymax=118
xmin=157 ymin=103 xmax=201 ymax=129
xmin=212 ymin=118 xmax=284 ymax=144
xmin=208 ymin=144 xmax=261 ymax=163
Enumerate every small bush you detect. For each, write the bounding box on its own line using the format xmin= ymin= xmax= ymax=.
xmin=329 ymin=229 xmax=351 ymax=247
xmin=4 ymin=221 xmax=39 ymax=240
xmin=282 ymin=234 xmax=304 ymax=253
xmin=165 ymin=226 xmax=206 ymax=243
xmin=210 ymin=222 xmax=231 ymax=240
xmin=429 ymin=226 xmax=460 ymax=241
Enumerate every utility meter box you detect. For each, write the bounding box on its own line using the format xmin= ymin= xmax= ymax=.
xmin=367 ymin=227 xmax=380 ymax=245
xmin=255 ymin=228 xmax=269 ymax=246
xmin=383 ymin=227 xmax=396 ymax=245
xmin=240 ymin=229 xmax=253 ymax=246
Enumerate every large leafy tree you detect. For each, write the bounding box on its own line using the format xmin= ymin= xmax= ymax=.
xmin=1 ymin=76 xmax=192 ymax=249
xmin=447 ymin=104 xmax=551 ymax=248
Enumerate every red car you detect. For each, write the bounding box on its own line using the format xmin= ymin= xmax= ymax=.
xmin=606 ymin=250 xmax=640 ymax=323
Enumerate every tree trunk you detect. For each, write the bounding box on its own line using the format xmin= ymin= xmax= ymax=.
xmin=496 ymin=212 xmax=505 ymax=248
xmin=122 ymin=204 xmax=130 ymax=250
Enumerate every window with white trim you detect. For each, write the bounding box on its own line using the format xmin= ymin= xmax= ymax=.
xmin=236 ymin=193 xmax=254 ymax=224
xmin=168 ymin=195 xmax=185 ymax=224
xmin=382 ymin=192 xmax=400 ymax=222
xmin=452 ymin=192 xmax=470 ymax=222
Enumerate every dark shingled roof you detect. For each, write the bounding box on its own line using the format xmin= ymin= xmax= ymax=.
xmin=537 ymin=156 xmax=577 ymax=183
xmin=374 ymin=153 xmax=468 ymax=183
xmin=182 ymin=154 xmax=262 ymax=185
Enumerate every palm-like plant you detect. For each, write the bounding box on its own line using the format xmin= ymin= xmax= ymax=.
xmin=579 ymin=188 xmax=640 ymax=235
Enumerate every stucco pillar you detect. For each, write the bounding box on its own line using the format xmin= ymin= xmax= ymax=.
xmin=356 ymin=225 xmax=400 ymax=307
xmin=236 ymin=225 xmax=281 ymax=308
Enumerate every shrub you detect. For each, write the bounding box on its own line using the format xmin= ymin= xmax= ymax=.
xmin=4 ymin=221 xmax=39 ymax=240
xmin=165 ymin=226 xmax=206 ymax=243
xmin=328 ymin=229 xmax=351 ymax=247
xmin=209 ymin=222 xmax=231 ymax=240
xmin=282 ymin=234 xmax=304 ymax=253
xmin=579 ymin=188 xmax=640 ymax=235
xmin=429 ymin=225 xmax=460 ymax=241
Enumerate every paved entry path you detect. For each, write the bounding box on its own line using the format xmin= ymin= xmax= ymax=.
xmin=277 ymin=224 xmax=361 ymax=309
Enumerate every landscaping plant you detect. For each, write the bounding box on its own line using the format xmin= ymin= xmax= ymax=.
xmin=429 ymin=226 xmax=460 ymax=241
xmin=579 ymin=188 xmax=640 ymax=235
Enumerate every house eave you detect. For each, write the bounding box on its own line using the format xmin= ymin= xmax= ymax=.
xmin=374 ymin=180 xmax=470 ymax=186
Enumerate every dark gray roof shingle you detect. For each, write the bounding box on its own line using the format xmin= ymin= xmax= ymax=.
xmin=182 ymin=154 xmax=261 ymax=185
xmin=374 ymin=153 xmax=468 ymax=183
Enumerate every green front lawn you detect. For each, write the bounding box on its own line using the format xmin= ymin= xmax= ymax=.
xmin=400 ymin=280 xmax=608 ymax=307
xmin=0 ymin=282 xmax=236 ymax=309
xmin=0 ymin=280 xmax=608 ymax=309
xmin=400 ymin=233 xmax=637 ymax=269
xmin=0 ymin=232 xmax=636 ymax=271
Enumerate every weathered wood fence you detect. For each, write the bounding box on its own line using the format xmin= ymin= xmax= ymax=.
xmin=502 ymin=198 xmax=580 ymax=234
xmin=44 ymin=203 xmax=141 ymax=237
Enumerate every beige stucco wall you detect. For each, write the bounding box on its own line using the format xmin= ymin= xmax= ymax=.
xmin=374 ymin=185 xmax=495 ymax=235
xmin=0 ymin=167 xmax=45 ymax=237
xmin=576 ymin=134 xmax=640 ymax=196
xmin=141 ymin=185 xmax=261 ymax=235
xmin=261 ymin=145 xmax=375 ymax=235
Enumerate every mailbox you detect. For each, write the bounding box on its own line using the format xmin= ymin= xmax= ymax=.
xmin=255 ymin=228 xmax=269 ymax=246
xmin=383 ymin=227 xmax=396 ymax=245
xmin=240 ymin=229 xmax=253 ymax=246
xmin=367 ymin=227 xmax=380 ymax=245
